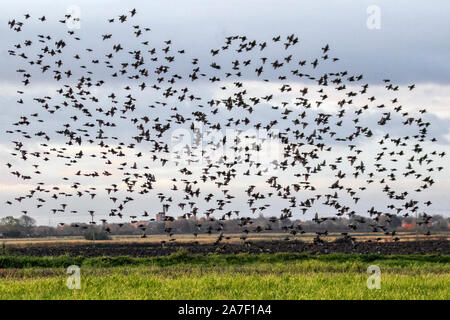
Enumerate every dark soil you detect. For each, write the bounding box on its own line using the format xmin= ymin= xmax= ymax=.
xmin=4 ymin=239 xmax=449 ymax=257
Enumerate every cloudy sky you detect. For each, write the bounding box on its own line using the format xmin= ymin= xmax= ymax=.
xmin=1 ymin=0 xmax=449 ymax=225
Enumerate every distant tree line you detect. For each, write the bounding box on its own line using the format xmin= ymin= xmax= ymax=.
xmin=0 ymin=214 xmax=448 ymax=238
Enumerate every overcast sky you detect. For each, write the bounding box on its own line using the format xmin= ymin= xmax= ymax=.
xmin=1 ymin=1 xmax=449 ymax=225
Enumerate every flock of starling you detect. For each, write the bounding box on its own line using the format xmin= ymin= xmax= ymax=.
xmin=4 ymin=9 xmax=446 ymax=244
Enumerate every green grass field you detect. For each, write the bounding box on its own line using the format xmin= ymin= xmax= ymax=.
xmin=0 ymin=252 xmax=449 ymax=299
